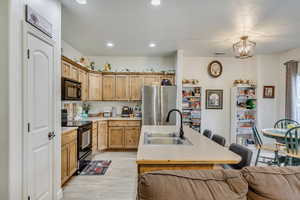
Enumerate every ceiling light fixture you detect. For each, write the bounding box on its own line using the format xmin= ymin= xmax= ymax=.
xmin=151 ymin=0 xmax=161 ymax=6
xmin=106 ymin=42 xmax=114 ymax=47
xmin=149 ymin=43 xmax=156 ymax=48
xmin=76 ymin=0 xmax=87 ymax=5
xmin=233 ymin=36 xmax=256 ymax=59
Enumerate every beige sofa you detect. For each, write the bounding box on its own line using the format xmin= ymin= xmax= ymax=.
xmin=137 ymin=166 xmax=300 ymax=200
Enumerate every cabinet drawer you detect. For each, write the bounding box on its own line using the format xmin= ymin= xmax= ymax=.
xmin=108 ymin=120 xmax=140 ymax=127
xmin=62 ymin=130 xmax=77 ymax=146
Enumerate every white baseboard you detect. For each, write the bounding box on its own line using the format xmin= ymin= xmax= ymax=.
xmin=57 ymin=188 xmax=63 ymax=200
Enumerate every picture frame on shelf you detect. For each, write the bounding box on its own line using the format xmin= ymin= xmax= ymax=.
xmin=263 ymin=86 xmax=275 ymax=98
xmin=206 ymin=89 xmax=223 ymax=109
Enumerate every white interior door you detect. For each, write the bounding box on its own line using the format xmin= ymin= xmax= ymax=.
xmin=26 ymin=32 xmax=54 ymax=200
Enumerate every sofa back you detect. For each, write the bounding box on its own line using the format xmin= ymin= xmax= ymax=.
xmin=138 ymin=167 xmax=300 ymax=200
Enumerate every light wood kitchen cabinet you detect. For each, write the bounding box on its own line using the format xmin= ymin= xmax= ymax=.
xmin=108 ymin=127 xmax=124 ymax=149
xmin=130 ymin=75 xmax=143 ymax=100
xmin=144 ymin=75 xmax=160 ymax=86
xmin=98 ymin=121 xmax=108 ymax=150
xmin=124 ymin=127 xmax=140 ymax=148
xmin=115 ymin=75 xmax=130 ymax=100
xmin=102 ymin=75 xmax=116 ymax=100
xmin=61 ymin=129 xmax=77 ymax=186
xmin=62 ymin=61 xmax=71 ymax=79
xmin=92 ymin=122 xmax=98 ymax=153
xmin=61 ymin=144 xmax=69 ymax=185
xmin=108 ymin=120 xmax=141 ymax=149
xmin=88 ymin=73 xmax=102 ymax=101
xmin=78 ymin=70 xmax=88 ymax=101
xmin=70 ymin=66 xmax=79 ymax=81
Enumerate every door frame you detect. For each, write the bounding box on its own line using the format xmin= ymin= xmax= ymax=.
xmin=22 ymin=21 xmax=61 ymax=200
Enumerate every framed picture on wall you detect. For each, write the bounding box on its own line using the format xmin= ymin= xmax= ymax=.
xmin=206 ymin=89 xmax=223 ymax=109
xmin=263 ymin=86 xmax=275 ymax=98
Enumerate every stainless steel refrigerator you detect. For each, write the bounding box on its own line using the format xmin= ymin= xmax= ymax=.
xmin=142 ymin=85 xmax=177 ymax=125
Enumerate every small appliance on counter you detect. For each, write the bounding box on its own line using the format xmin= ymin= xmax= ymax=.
xmin=103 ymin=107 xmax=112 ymax=118
xmin=133 ymin=105 xmax=142 ymax=117
xmin=121 ymin=106 xmax=132 ymax=117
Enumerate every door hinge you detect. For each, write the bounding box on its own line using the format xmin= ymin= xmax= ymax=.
xmin=27 ymin=123 xmax=30 ymax=132
xmin=27 ymin=49 xmax=30 ymax=59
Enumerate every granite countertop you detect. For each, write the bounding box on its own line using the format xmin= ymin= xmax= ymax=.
xmin=136 ymin=126 xmax=241 ymax=165
xmin=87 ymin=116 xmax=142 ymax=122
xmin=62 ymin=127 xmax=78 ymax=134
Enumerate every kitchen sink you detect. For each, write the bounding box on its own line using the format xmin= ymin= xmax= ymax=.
xmin=144 ymin=132 xmax=192 ymax=145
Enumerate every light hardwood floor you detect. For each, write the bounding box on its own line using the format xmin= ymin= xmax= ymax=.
xmin=62 ymin=152 xmax=137 ymax=200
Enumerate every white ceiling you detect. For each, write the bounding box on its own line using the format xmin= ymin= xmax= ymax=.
xmin=61 ymin=0 xmax=300 ymax=57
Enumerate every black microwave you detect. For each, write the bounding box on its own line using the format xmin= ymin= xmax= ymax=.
xmin=62 ymin=78 xmax=82 ymax=101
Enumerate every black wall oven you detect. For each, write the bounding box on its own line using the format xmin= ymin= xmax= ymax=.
xmin=62 ymin=77 xmax=82 ymax=101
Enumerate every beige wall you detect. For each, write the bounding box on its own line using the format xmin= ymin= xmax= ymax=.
xmin=0 ymin=0 xmax=9 ymax=199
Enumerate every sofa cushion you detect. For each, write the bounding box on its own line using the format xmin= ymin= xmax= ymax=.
xmin=242 ymin=166 xmax=300 ymax=200
xmin=137 ymin=170 xmax=248 ymax=200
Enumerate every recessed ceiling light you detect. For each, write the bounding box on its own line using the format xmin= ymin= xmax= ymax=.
xmin=76 ymin=0 xmax=87 ymax=5
xmin=149 ymin=43 xmax=156 ymax=48
xmin=151 ymin=0 xmax=161 ymax=6
xmin=106 ymin=42 xmax=114 ymax=47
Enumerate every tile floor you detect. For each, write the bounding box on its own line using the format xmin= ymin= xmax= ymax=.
xmin=62 ymin=151 xmax=137 ymax=200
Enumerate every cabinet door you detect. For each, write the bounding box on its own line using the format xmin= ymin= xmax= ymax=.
xmin=108 ymin=127 xmax=124 ymax=148
xmin=78 ymin=70 xmax=88 ymax=101
xmin=61 ymin=144 xmax=69 ymax=185
xmin=92 ymin=127 xmax=98 ymax=152
xmin=98 ymin=121 xmax=108 ymax=150
xmin=88 ymin=73 xmax=101 ymax=100
xmin=115 ymin=75 xmax=130 ymax=100
xmin=62 ymin=61 xmax=71 ymax=78
xmin=124 ymin=127 xmax=140 ymax=149
xmin=70 ymin=66 xmax=79 ymax=81
xmin=68 ymin=140 xmax=78 ymax=176
xmin=144 ymin=75 xmax=160 ymax=86
xmin=130 ymin=75 xmax=143 ymax=100
xmin=102 ymin=75 xmax=116 ymax=100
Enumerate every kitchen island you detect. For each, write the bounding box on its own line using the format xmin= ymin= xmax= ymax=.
xmin=136 ymin=126 xmax=241 ymax=174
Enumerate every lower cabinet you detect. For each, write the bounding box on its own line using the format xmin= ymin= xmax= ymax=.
xmin=98 ymin=121 xmax=108 ymax=150
xmin=108 ymin=121 xmax=141 ymax=149
xmin=92 ymin=122 xmax=98 ymax=153
xmin=61 ymin=130 xmax=77 ymax=186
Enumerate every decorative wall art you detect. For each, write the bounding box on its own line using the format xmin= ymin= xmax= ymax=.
xmin=206 ymin=89 xmax=223 ymax=109
xmin=208 ymin=60 xmax=223 ymax=78
xmin=263 ymin=86 xmax=275 ymax=98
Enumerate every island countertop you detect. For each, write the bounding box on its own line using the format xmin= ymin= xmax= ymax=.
xmin=136 ymin=126 xmax=241 ymax=165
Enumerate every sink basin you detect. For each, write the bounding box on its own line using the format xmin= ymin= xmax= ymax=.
xmin=144 ymin=132 xmax=192 ymax=145
xmin=146 ymin=132 xmax=177 ymax=138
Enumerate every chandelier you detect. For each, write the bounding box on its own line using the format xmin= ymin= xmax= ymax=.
xmin=233 ymin=36 xmax=256 ymax=59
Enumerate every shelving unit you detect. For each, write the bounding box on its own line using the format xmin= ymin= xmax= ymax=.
xmin=182 ymin=85 xmax=202 ymax=132
xmin=230 ymin=85 xmax=257 ymax=145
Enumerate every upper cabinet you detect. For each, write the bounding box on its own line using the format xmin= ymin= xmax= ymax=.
xmin=144 ymin=75 xmax=160 ymax=86
xmin=88 ymin=73 xmax=102 ymax=101
xmin=78 ymin=69 xmax=88 ymax=101
xmin=61 ymin=56 xmax=175 ymax=102
xmin=115 ymin=75 xmax=130 ymax=100
xmin=130 ymin=75 xmax=144 ymax=100
xmin=102 ymin=75 xmax=116 ymax=100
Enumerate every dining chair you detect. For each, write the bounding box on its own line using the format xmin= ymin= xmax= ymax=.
xmin=274 ymin=119 xmax=299 ymax=129
xmin=284 ymin=126 xmax=300 ymax=166
xmin=252 ymin=126 xmax=281 ymax=166
xmin=203 ymin=129 xmax=212 ymax=138
xmin=211 ymin=134 xmax=226 ymax=146
xmin=223 ymin=143 xmax=253 ymax=169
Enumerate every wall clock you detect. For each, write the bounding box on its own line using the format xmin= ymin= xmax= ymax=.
xmin=208 ymin=60 xmax=223 ymax=78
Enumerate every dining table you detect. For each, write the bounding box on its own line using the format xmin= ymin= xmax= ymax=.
xmin=262 ymin=128 xmax=288 ymax=143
